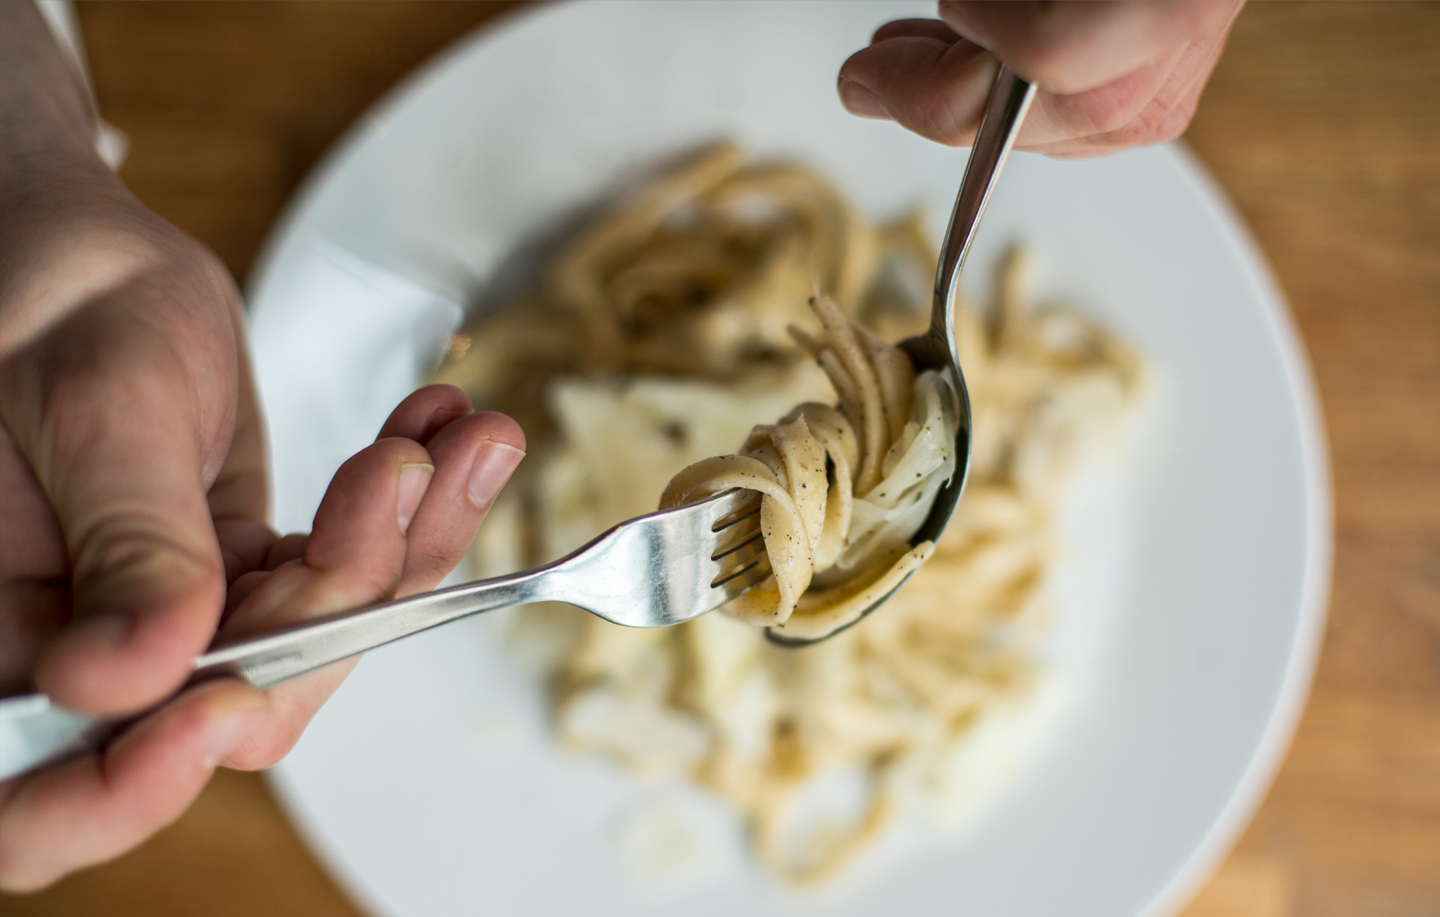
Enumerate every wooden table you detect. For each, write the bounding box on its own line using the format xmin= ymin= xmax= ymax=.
xmin=4 ymin=4 xmax=1438 ymax=915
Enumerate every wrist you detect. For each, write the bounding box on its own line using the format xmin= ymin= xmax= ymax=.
xmin=0 ymin=147 xmax=151 ymax=352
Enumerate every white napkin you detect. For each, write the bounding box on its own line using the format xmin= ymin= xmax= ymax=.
xmin=248 ymin=241 xmax=463 ymax=533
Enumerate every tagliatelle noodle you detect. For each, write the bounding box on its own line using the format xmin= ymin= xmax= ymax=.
xmin=657 ymin=294 xmax=953 ymax=635
xmin=435 ymin=144 xmax=1144 ymax=883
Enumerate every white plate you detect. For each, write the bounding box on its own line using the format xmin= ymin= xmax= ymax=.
xmin=245 ymin=3 xmax=1331 ymax=916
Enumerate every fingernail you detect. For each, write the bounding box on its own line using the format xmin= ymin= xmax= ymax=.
xmin=467 ymin=441 xmax=525 ymax=509
xmin=838 ymin=76 xmax=888 ymax=119
xmin=67 ymin=610 xmax=134 ymax=654
xmin=397 ymin=463 xmax=435 ymax=535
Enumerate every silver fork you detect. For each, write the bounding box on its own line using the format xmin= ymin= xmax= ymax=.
xmin=0 ymin=490 xmax=767 ymax=781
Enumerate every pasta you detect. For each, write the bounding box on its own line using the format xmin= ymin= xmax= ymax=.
xmin=435 ymin=143 xmax=1143 ymax=883
xmin=658 ymin=294 xmax=957 ymax=638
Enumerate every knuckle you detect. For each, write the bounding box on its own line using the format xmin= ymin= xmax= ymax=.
xmin=908 ymin=94 xmax=974 ymax=146
xmin=1151 ymin=113 xmax=1193 ymax=145
xmin=262 ymin=533 xmax=309 ymax=571
xmin=410 ymin=543 xmax=459 ymax=581
xmin=1063 ymin=83 xmax=1152 ymax=137
xmin=71 ymin=514 xmax=222 ymax=605
xmin=1087 ymin=96 xmax=1145 ymax=137
xmin=348 ymin=569 xmax=399 ymax=608
xmin=1103 ymin=96 xmax=1197 ymax=148
xmin=1129 ymin=98 xmax=1179 ymax=138
xmin=221 ymin=726 xmax=292 ymax=771
xmin=220 ymin=685 xmax=316 ymax=771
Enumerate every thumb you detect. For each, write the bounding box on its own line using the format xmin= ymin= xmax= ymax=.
xmin=4 ymin=301 xmax=231 ymax=716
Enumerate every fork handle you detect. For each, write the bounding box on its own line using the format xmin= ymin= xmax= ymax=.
xmin=0 ymin=487 xmax=756 ymax=782
xmin=195 ymin=565 xmax=552 ymax=689
xmin=0 ymin=564 xmax=558 ymax=782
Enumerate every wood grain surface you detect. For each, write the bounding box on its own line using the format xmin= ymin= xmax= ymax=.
xmin=3 ymin=3 xmax=1438 ymax=916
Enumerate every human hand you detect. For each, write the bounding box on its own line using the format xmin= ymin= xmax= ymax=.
xmin=0 ymin=370 xmax=524 ymax=889
xmin=0 ymin=2 xmax=524 ymax=889
xmin=837 ymin=0 xmax=1244 ymax=157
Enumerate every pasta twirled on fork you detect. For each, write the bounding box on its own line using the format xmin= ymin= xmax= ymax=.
xmin=660 ymin=295 xmax=957 ymax=638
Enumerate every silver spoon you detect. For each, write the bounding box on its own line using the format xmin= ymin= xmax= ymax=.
xmin=767 ymin=65 xmax=1037 ymax=647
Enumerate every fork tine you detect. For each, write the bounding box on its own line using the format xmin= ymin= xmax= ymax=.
xmin=712 ymin=557 xmax=772 ymax=601
xmin=709 ymin=490 xmax=762 ymax=554
xmin=711 ymin=493 xmax=761 ymax=530
xmin=711 ymin=516 xmax=763 ymax=560
xmin=705 ymin=490 xmax=767 ymax=602
xmin=561 ymin=488 xmax=774 ymax=627
xmin=712 ymin=534 xmax=766 ymax=569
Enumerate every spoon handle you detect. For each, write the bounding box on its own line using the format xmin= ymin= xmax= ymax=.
xmin=932 ymin=66 xmax=1038 ymax=340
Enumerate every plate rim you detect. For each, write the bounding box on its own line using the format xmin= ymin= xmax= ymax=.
xmin=1124 ymin=144 xmax=1333 ymax=917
